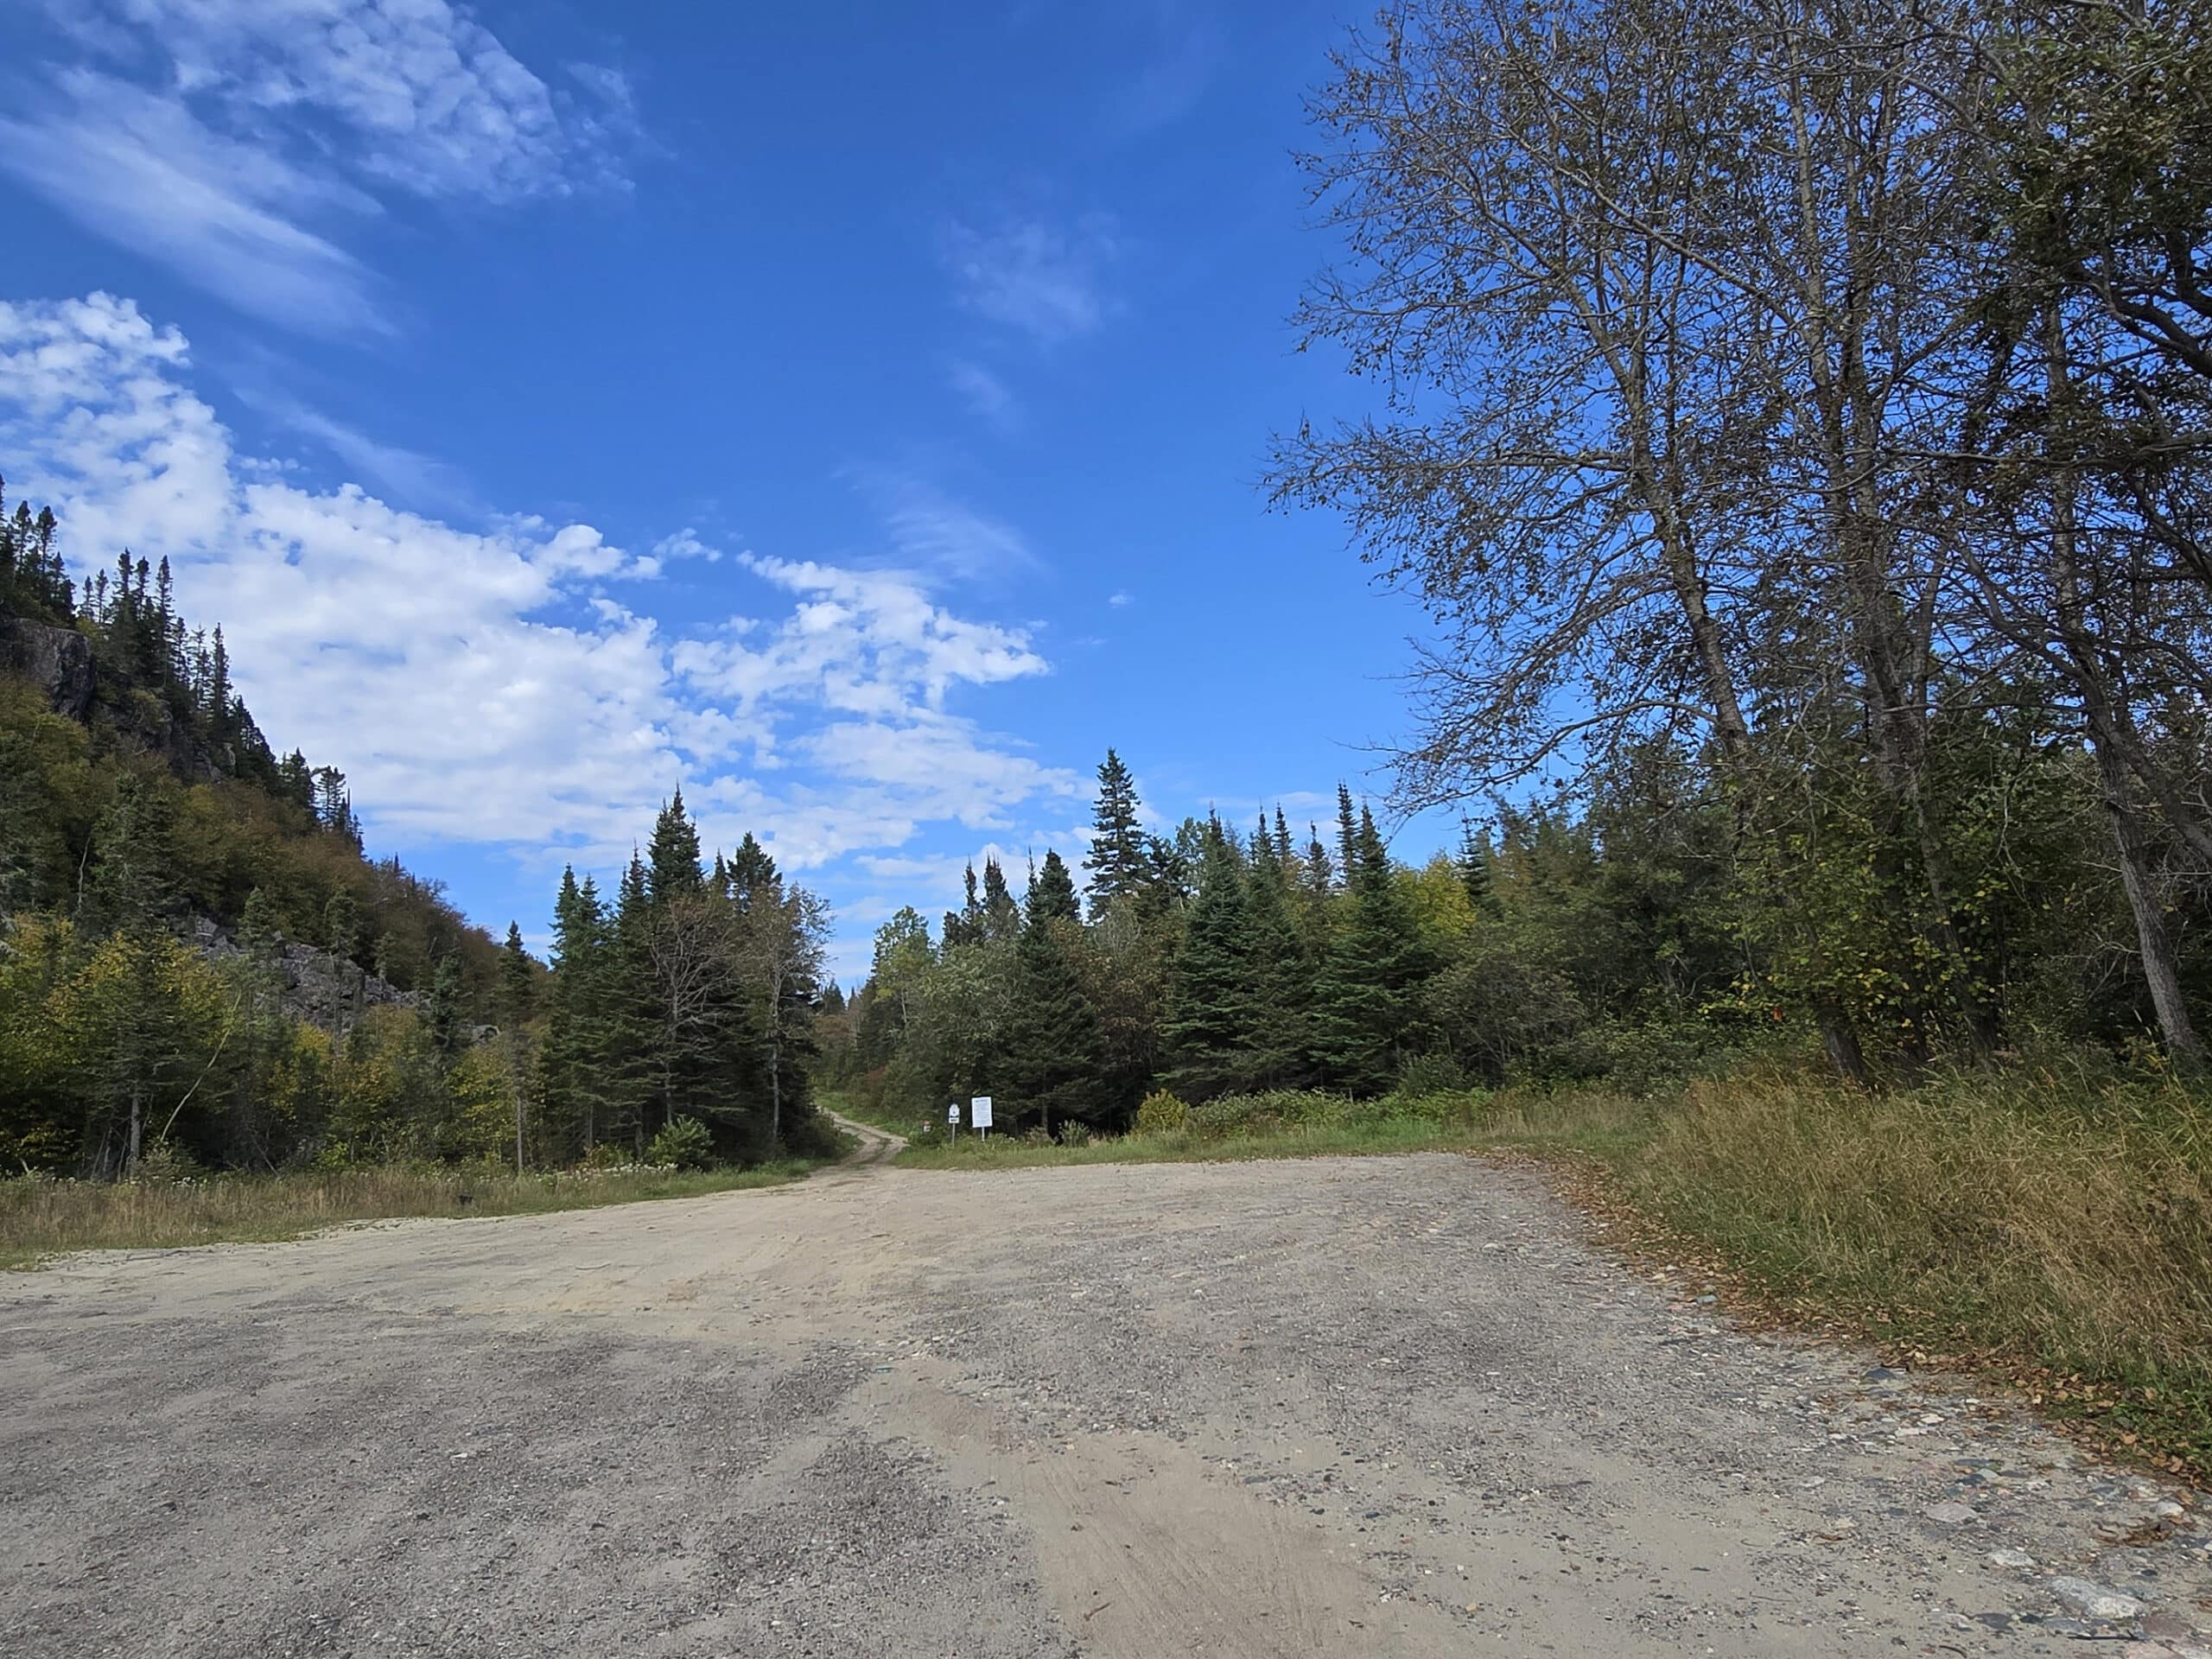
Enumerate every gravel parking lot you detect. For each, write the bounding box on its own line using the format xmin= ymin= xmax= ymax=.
xmin=3 ymin=1143 xmax=2208 ymax=1657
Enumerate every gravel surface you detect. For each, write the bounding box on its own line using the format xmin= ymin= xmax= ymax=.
xmin=3 ymin=1147 xmax=2208 ymax=1657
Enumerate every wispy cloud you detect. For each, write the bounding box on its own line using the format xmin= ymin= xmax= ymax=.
xmin=855 ymin=469 xmax=1039 ymax=582
xmin=3 ymin=1 xmax=639 ymax=333
xmin=0 ymin=72 xmax=384 ymax=334
xmin=1109 ymin=590 xmax=1134 ymax=608
xmin=938 ymin=213 xmax=1119 ymax=346
xmin=945 ymin=357 xmax=1022 ymax=435
xmin=1105 ymin=2 xmax=1222 ymax=138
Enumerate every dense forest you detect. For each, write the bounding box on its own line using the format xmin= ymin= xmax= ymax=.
xmin=830 ymin=0 xmax=2212 ymax=1124
xmin=0 ymin=484 xmax=834 ymax=1177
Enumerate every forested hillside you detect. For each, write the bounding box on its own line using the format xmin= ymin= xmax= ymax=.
xmin=0 ymin=481 xmax=835 ymax=1177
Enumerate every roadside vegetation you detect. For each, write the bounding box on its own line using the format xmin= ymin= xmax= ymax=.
xmin=0 ymin=1150 xmax=830 ymax=1271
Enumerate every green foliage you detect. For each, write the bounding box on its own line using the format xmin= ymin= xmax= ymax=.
xmin=0 ymin=492 xmax=832 ymax=1185
xmin=645 ymin=1115 xmax=715 ymax=1170
xmin=999 ymin=908 xmax=1113 ymax=1132
xmin=1086 ymin=748 xmax=1149 ymax=915
xmin=1133 ymin=1089 xmax=1190 ymax=1134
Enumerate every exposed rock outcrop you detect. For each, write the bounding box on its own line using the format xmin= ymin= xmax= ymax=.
xmin=0 ymin=619 xmax=94 ymax=720
xmin=190 ymin=916 xmax=418 ymax=1035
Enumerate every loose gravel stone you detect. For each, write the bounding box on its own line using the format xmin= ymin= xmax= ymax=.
xmin=3 ymin=1147 xmax=2208 ymax=1657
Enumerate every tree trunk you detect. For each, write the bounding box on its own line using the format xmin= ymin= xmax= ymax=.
xmin=2041 ymin=302 xmax=2203 ymax=1069
xmin=2093 ymin=732 xmax=2205 ymax=1070
xmin=1815 ymin=999 xmax=1872 ymax=1088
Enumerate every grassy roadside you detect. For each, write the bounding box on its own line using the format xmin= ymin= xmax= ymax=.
xmin=0 ymin=1158 xmax=826 ymax=1270
xmin=842 ymin=1071 xmax=2212 ymax=1483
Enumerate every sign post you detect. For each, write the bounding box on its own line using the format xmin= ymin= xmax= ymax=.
xmin=946 ymin=1101 xmax=960 ymax=1141
xmin=970 ymin=1096 xmax=994 ymax=1139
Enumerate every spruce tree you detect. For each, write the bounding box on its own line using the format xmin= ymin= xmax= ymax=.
xmin=539 ymin=868 xmax=614 ymax=1156
xmin=1243 ymin=826 xmax=1315 ymax=1089
xmin=726 ymin=831 xmax=776 ymax=908
xmin=427 ymin=955 xmax=466 ymax=1061
xmin=606 ymin=853 xmax=660 ymax=1153
xmin=86 ymin=774 xmax=178 ymax=936
xmin=981 ymin=858 xmax=1021 ymax=942
xmin=1334 ymin=784 xmax=1358 ymax=888
xmin=500 ymin=923 xmax=533 ymax=1024
xmin=1026 ymin=849 xmax=1081 ymax=925
xmin=1308 ymin=807 xmax=1434 ymax=1094
xmin=1163 ymin=822 xmax=1254 ymax=1100
xmin=1458 ymin=821 xmax=1499 ymax=915
xmin=500 ymin=921 xmax=534 ymax=1171
xmin=1086 ymin=749 xmax=1148 ymax=914
xmin=999 ymin=906 xmax=1110 ymax=1135
xmin=648 ymin=791 xmax=704 ymax=902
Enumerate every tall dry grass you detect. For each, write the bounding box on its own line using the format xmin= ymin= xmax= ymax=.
xmin=1597 ymin=1065 xmax=2212 ymax=1465
xmin=0 ymin=1160 xmax=811 ymax=1268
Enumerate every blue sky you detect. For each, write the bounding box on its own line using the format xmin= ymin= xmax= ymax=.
xmin=0 ymin=0 xmax=1448 ymax=980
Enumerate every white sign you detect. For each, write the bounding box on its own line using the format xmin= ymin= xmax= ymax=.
xmin=969 ymin=1096 xmax=995 ymax=1131
xmin=947 ymin=1102 xmax=959 ymax=1124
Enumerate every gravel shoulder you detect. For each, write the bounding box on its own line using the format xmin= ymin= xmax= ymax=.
xmin=2 ymin=1152 xmax=2207 ymax=1657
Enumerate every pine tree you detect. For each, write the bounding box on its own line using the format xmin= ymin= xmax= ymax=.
xmin=1026 ymin=849 xmax=1081 ymax=925
xmin=648 ymin=791 xmax=704 ymax=902
xmin=1334 ymin=784 xmax=1358 ymax=889
xmin=1164 ymin=822 xmax=1254 ymax=1100
xmin=1086 ymin=749 xmax=1148 ymax=915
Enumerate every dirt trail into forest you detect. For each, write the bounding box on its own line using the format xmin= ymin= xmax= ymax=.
xmin=3 ymin=1152 xmax=2209 ymax=1659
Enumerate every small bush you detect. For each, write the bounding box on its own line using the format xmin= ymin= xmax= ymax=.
xmin=644 ymin=1116 xmax=714 ymax=1171
xmin=131 ymin=1140 xmax=205 ymax=1186
xmin=1396 ymin=1052 xmax=1467 ymax=1096
xmin=1134 ymin=1090 xmax=1190 ymax=1135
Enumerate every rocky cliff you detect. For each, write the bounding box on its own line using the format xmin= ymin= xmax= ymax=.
xmin=0 ymin=618 xmax=94 ymax=720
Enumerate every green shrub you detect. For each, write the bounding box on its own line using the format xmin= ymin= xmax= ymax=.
xmin=131 ymin=1139 xmax=205 ymax=1185
xmin=644 ymin=1116 xmax=714 ymax=1171
xmin=1134 ymin=1090 xmax=1190 ymax=1134
xmin=1396 ymin=1052 xmax=1467 ymax=1096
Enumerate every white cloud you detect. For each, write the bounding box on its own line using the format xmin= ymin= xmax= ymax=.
xmin=87 ymin=0 xmax=625 ymax=200
xmin=652 ymin=527 xmax=722 ymax=565
xmin=1109 ymin=589 xmax=1133 ymax=607
xmin=6 ymin=2 xmax=636 ymax=330
xmin=0 ymin=295 xmax=1074 ymax=958
xmin=939 ymin=213 xmax=1119 ymax=346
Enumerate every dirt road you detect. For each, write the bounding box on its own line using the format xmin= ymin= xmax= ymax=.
xmin=3 ymin=1150 xmax=2207 ymax=1658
